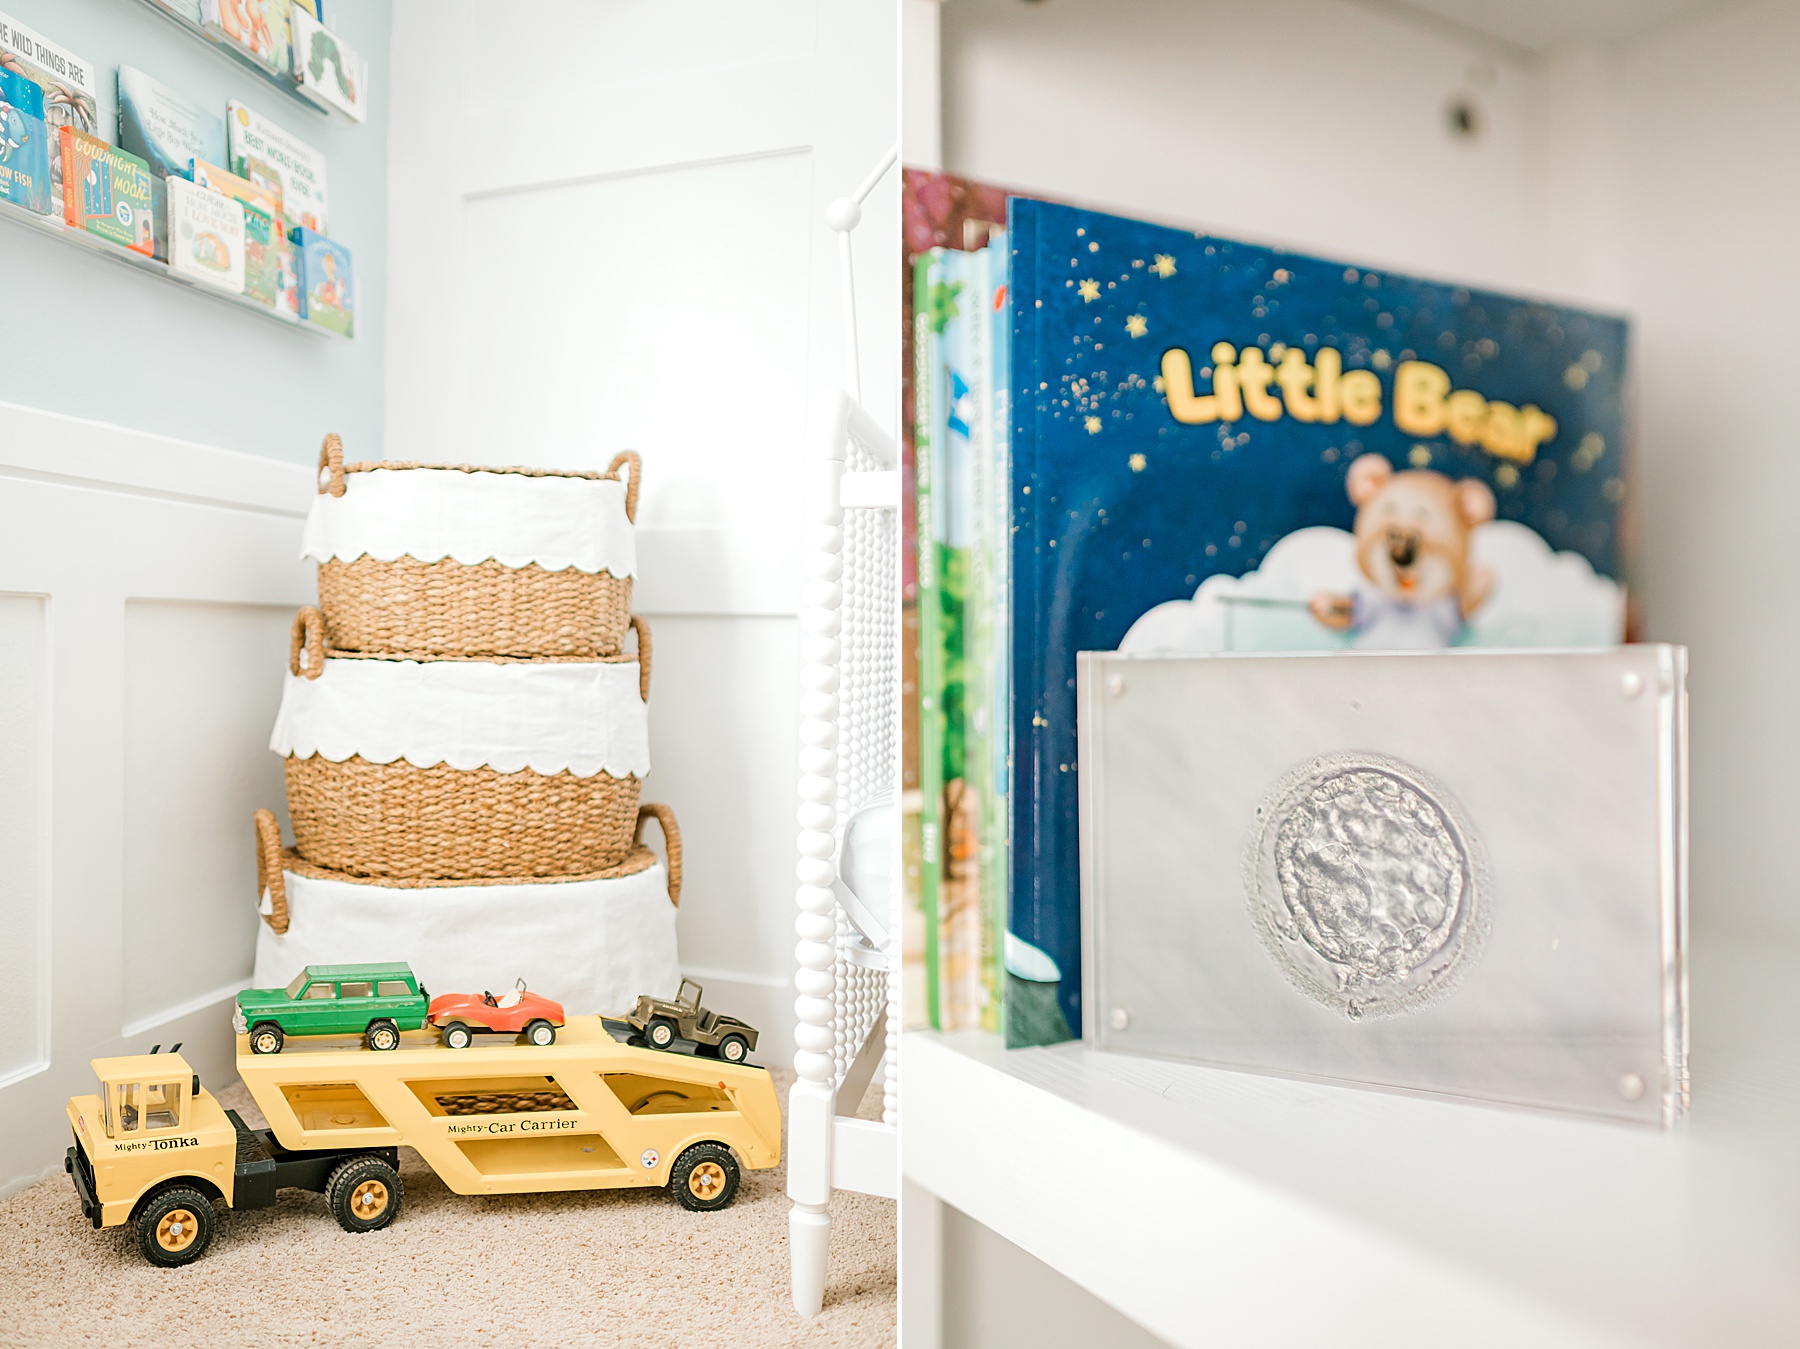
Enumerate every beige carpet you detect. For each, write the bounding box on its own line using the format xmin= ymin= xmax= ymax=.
xmin=2 ymin=1067 xmax=894 ymax=1348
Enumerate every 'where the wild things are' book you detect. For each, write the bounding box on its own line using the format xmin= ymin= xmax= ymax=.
xmin=1007 ymin=197 xmax=1630 ymax=1047
xmin=0 ymin=9 xmax=97 ymax=202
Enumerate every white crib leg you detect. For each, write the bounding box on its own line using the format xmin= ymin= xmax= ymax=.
xmin=788 ymin=1075 xmax=836 ymax=1316
xmin=791 ymin=1199 xmax=832 ymax=1317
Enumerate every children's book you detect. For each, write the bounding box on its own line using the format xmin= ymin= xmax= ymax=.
xmin=117 ymin=66 xmax=226 ymax=260
xmin=200 ymin=0 xmax=292 ymax=79
xmin=228 ymin=100 xmax=326 ymax=233
xmin=289 ymin=8 xmax=366 ymax=123
xmin=912 ymin=249 xmax=948 ymax=1028
xmin=156 ymin=0 xmax=205 ymax=20
xmin=60 ymin=127 xmax=154 ymax=256
xmin=272 ymin=230 xmax=299 ymax=319
xmin=192 ymin=158 xmax=281 ymax=305
xmin=0 ymin=63 xmax=50 ymax=214
xmin=0 ymin=10 xmax=97 ymax=203
xmin=167 ymin=174 xmax=245 ymax=293
xmin=1007 ymin=197 xmax=1631 ymax=1046
xmin=292 ymin=225 xmax=352 ymax=336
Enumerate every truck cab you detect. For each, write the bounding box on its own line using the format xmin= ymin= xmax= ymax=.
xmin=65 ymin=1052 xmax=239 ymax=1263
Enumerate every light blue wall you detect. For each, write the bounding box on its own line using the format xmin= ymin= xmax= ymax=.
xmin=0 ymin=0 xmax=390 ymax=464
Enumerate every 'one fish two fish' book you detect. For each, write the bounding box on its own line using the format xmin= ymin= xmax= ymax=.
xmin=1007 ymin=197 xmax=1630 ymax=1046
xmin=0 ymin=62 xmax=50 ymax=214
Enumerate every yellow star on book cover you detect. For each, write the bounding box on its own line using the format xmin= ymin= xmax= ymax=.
xmin=1151 ymin=254 xmax=1176 ymax=277
xmin=1084 ymin=416 xmax=1102 ymax=434
xmin=1078 ymin=278 xmax=1101 ymax=302
xmin=1125 ymin=313 xmax=1148 ymax=337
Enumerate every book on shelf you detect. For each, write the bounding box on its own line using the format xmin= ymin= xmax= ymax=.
xmin=192 ymin=158 xmax=283 ymax=307
xmin=60 ymin=127 xmax=153 ymax=256
xmin=151 ymin=0 xmax=204 ymax=22
xmin=291 ymin=224 xmax=352 ymax=336
xmin=289 ymin=8 xmax=367 ymax=123
xmin=901 ymin=170 xmax=1010 ymax=1033
xmin=0 ymin=62 xmax=51 ymax=215
xmin=200 ymin=0 xmax=293 ymax=79
xmin=0 ymin=9 xmax=97 ymax=203
xmin=117 ymin=65 xmax=226 ymax=260
xmin=1004 ymin=196 xmax=1631 ymax=1046
xmin=227 ymin=99 xmax=327 ymax=233
xmin=166 ymin=173 xmax=245 ymax=294
xmin=290 ymin=0 xmax=325 ymax=20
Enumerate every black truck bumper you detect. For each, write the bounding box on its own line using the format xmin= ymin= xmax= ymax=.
xmin=66 ymin=1143 xmax=100 ymax=1229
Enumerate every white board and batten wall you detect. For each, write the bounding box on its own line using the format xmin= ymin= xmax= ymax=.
xmin=0 ymin=0 xmax=391 ymax=1192
xmin=383 ymin=1 xmax=898 ymax=1072
xmin=0 ymin=406 xmax=315 ymax=1193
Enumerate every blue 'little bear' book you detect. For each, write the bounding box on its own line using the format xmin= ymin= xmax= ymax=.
xmin=1007 ymin=196 xmax=1630 ymax=1045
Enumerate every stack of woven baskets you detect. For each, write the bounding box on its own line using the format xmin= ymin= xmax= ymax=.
xmin=250 ymin=434 xmax=683 ymax=1013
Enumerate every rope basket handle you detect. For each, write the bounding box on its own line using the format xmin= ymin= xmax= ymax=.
xmin=629 ymin=614 xmax=652 ymax=703
xmin=254 ymin=808 xmax=290 ymax=934
xmin=289 ymin=606 xmax=326 ymax=679
xmin=317 ymin=433 xmax=346 ymax=497
xmin=635 ymin=804 xmax=682 ymax=907
xmin=606 ymin=451 xmax=641 ymax=523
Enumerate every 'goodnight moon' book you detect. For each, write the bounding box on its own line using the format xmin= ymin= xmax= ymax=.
xmin=1008 ymin=197 xmax=1631 ymax=1047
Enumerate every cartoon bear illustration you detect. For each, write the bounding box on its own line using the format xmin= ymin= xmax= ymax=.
xmin=1310 ymin=453 xmax=1495 ymax=648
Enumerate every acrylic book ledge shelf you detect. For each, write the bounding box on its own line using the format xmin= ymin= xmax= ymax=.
xmin=129 ymin=0 xmax=362 ymax=127
xmin=0 ymin=196 xmax=343 ymax=339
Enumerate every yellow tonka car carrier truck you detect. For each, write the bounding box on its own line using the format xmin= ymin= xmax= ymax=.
xmin=65 ymin=1016 xmax=782 ymax=1266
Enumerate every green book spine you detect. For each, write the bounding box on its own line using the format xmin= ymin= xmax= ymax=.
xmin=913 ymin=250 xmax=945 ymax=1029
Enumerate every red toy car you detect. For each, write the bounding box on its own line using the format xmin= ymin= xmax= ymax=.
xmin=428 ymin=981 xmax=566 ymax=1048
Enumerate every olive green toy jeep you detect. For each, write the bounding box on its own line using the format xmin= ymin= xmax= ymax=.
xmin=625 ymin=980 xmax=759 ymax=1064
xmin=233 ymin=963 xmax=429 ymax=1053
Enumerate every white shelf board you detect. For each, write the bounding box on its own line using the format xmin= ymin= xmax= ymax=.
xmin=0 ymin=196 xmax=341 ymax=339
xmin=903 ymin=932 xmax=1800 ymax=1348
xmin=128 ymin=0 xmax=362 ymax=127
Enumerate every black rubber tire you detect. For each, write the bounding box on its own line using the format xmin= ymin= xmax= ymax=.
xmin=668 ymin=1143 xmax=740 ymax=1212
xmin=249 ymin=1023 xmax=284 ymax=1055
xmin=135 ymin=1185 xmax=215 ymax=1267
xmin=365 ymin=1020 xmax=400 ymax=1052
xmin=647 ymin=1018 xmax=678 ymax=1050
xmin=326 ymin=1155 xmax=403 ymax=1234
xmin=525 ymin=1019 xmax=556 ymax=1047
xmin=441 ymin=1022 xmax=472 ymax=1050
xmin=717 ymin=1034 xmax=749 ymax=1065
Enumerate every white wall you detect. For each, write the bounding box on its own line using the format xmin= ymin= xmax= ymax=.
xmin=0 ymin=0 xmax=391 ymax=463
xmin=384 ymin=0 xmax=900 ymax=1061
xmin=0 ymin=403 xmax=314 ymax=1193
xmin=942 ymin=0 xmax=1539 ymax=293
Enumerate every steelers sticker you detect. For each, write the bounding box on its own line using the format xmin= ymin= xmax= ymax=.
xmin=639 ymin=1148 xmax=659 ymax=1170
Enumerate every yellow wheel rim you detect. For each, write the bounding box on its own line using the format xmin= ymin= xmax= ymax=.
xmin=688 ymin=1161 xmax=726 ymax=1201
xmin=352 ymin=1179 xmax=389 ymax=1218
xmin=156 ymin=1208 xmax=199 ymax=1252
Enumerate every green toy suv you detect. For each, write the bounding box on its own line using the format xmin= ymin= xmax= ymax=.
xmin=233 ymin=963 xmax=430 ymax=1054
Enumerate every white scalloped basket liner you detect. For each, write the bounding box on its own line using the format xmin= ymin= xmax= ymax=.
xmin=270 ymin=658 xmax=650 ymax=778
xmin=301 ymin=467 xmax=638 ymax=575
xmin=253 ymin=864 xmax=680 ymax=1018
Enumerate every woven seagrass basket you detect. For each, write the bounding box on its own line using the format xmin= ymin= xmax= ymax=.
xmin=283 ymin=608 xmax=654 ymax=881
xmin=254 ymin=803 xmax=683 ymax=932
xmin=313 ymin=434 xmax=640 ymax=660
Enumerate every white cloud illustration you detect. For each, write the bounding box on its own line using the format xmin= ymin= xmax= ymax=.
xmin=1118 ymin=521 xmax=1624 ymax=654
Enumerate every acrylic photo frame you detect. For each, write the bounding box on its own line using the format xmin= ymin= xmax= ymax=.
xmin=1078 ymin=647 xmax=1687 ymax=1125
